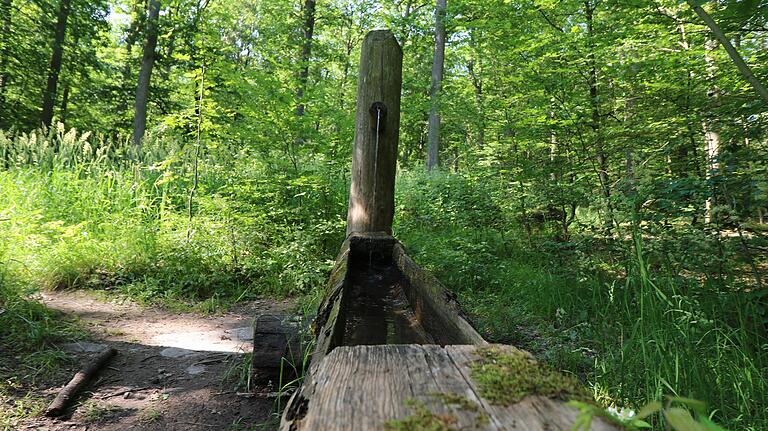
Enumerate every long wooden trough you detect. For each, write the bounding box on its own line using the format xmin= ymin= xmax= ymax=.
xmin=272 ymin=29 xmax=621 ymax=430
xmin=279 ymin=233 xmax=620 ymax=430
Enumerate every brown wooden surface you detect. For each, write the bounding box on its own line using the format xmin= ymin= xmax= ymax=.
xmin=281 ymin=344 xmax=621 ymax=431
xmin=393 ymin=242 xmax=486 ymax=345
xmin=346 ymin=30 xmax=403 ymax=235
xmin=309 ymin=233 xmax=483 ymax=369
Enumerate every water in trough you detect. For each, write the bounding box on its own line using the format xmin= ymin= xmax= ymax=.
xmin=341 ymin=257 xmax=436 ymax=346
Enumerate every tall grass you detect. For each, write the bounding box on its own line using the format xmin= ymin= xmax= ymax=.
xmin=0 ymin=124 xmax=346 ymax=306
xmin=394 ymin=170 xmax=767 ymax=430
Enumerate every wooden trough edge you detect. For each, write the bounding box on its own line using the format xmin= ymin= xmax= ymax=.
xmin=312 ymin=232 xmax=485 ymax=368
xmin=280 ymin=344 xmax=623 ymax=431
xmin=279 ymin=232 xmax=487 ymax=429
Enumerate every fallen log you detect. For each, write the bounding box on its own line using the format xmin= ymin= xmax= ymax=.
xmin=45 ymin=347 xmax=117 ymax=417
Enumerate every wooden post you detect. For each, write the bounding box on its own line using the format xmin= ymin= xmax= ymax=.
xmin=346 ymin=30 xmax=402 ymax=236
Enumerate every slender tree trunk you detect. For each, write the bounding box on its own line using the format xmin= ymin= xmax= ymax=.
xmin=0 ymin=0 xmax=12 ymax=111
xmin=59 ymin=82 xmax=70 ymax=127
xmin=402 ymin=0 xmax=414 ymax=41
xmin=41 ymin=0 xmax=71 ymax=127
xmin=120 ymin=0 xmax=148 ymax=119
xmin=467 ymin=57 xmax=484 ymax=151
xmin=687 ymin=0 xmax=768 ymax=104
xmin=585 ymin=0 xmax=613 ymax=233
xmin=703 ymin=37 xmax=720 ymax=225
xmin=132 ymin=0 xmax=161 ymax=154
xmin=703 ymin=121 xmax=720 ymax=224
xmin=549 ymin=110 xmax=557 ymax=182
xmin=426 ymin=0 xmax=446 ymax=172
xmin=296 ymin=0 xmax=316 ymax=118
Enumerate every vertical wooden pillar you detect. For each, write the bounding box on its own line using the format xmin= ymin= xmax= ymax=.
xmin=346 ymin=30 xmax=403 ymax=236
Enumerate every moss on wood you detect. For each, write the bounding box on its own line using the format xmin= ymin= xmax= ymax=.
xmin=384 ymin=399 xmax=458 ymax=431
xmin=385 ymin=393 xmax=491 ymax=431
xmin=469 ymin=347 xmax=592 ymax=405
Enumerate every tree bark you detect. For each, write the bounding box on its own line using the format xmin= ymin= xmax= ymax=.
xmin=0 ymin=0 xmax=12 ymax=110
xmin=119 ymin=0 xmax=144 ymax=116
xmin=703 ymin=36 xmax=720 ymax=225
xmin=346 ymin=30 xmax=402 ymax=235
xmin=59 ymin=82 xmax=69 ymax=127
xmin=467 ymin=57 xmax=484 ymax=151
xmin=41 ymin=0 xmax=71 ymax=127
xmin=585 ymin=0 xmax=613 ymax=233
xmin=426 ymin=0 xmax=446 ymax=172
xmin=296 ymin=0 xmax=316 ymax=118
xmin=687 ymin=0 xmax=768 ymax=104
xmin=132 ymin=0 xmax=161 ymax=153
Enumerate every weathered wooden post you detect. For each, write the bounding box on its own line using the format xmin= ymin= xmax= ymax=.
xmin=346 ymin=30 xmax=402 ymax=235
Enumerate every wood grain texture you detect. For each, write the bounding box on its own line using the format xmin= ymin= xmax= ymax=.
xmin=346 ymin=30 xmax=403 ymax=235
xmin=393 ymin=243 xmax=486 ymax=345
xmin=282 ymin=344 xmax=622 ymax=431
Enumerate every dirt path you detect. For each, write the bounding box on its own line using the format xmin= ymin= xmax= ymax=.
xmin=18 ymin=291 xmax=294 ymax=431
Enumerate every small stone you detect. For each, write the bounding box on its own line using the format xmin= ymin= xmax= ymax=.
xmin=159 ymin=347 xmax=196 ymax=358
xmin=185 ymin=364 xmax=206 ymax=375
xmin=61 ymin=342 xmax=108 ymax=353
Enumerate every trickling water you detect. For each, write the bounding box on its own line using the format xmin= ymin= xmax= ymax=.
xmin=372 ymin=106 xmax=381 ymax=221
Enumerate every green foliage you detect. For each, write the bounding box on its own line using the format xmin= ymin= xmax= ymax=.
xmin=0 ymin=213 xmax=79 ymax=430
xmin=0 ymin=126 xmax=343 ymax=307
xmin=1 ymin=0 xmax=767 ymax=429
xmin=396 ymin=177 xmax=767 ymax=430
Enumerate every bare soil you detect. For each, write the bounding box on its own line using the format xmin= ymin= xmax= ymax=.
xmin=15 ymin=291 xmax=294 ymax=431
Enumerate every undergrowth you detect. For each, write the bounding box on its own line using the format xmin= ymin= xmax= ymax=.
xmin=0 ymin=126 xmax=344 ymax=309
xmin=394 ymin=171 xmax=768 ymax=430
xmin=1 ymin=126 xmax=766 ymax=429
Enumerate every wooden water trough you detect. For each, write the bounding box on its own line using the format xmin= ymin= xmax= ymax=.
xmin=271 ymin=30 xmax=622 ymax=431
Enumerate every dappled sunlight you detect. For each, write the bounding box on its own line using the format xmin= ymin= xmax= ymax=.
xmin=39 ymin=291 xmax=260 ymax=354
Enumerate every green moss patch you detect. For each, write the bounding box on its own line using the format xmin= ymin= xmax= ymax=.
xmin=384 ymin=400 xmax=458 ymax=431
xmin=469 ymin=347 xmax=592 ymax=405
xmin=385 ymin=393 xmax=491 ymax=431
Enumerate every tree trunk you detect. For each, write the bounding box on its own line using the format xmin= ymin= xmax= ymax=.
xmin=703 ymin=121 xmax=720 ymax=224
xmin=687 ymin=0 xmax=768 ymax=104
xmin=346 ymin=30 xmax=402 ymax=235
xmin=467 ymin=57 xmax=484 ymax=151
xmin=0 ymin=0 xmax=12 ymax=111
xmin=296 ymin=0 xmax=316 ymax=118
xmin=119 ymin=0 xmax=144 ymax=116
xmin=41 ymin=0 xmax=71 ymax=127
xmin=585 ymin=0 xmax=613 ymax=233
xmin=59 ymin=82 xmax=70 ymax=127
xmin=132 ymin=0 xmax=161 ymax=154
xmin=426 ymin=0 xmax=446 ymax=172
xmin=703 ymin=37 xmax=720 ymax=225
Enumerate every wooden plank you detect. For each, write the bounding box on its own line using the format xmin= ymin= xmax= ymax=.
xmin=346 ymin=29 xmax=403 ymax=235
xmin=446 ymin=345 xmax=620 ymax=431
xmin=285 ymin=345 xmax=623 ymax=431
xmin=418 ymin=344 xmax=504 ymax=430
xmin=297 ymin=345 xmax=415 ymax=430
xmin=393 ymin=243 xmax=486 ymax=345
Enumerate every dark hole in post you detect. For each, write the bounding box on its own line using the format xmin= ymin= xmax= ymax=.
xmin=369 ymin=101 xmax=387 ymax=133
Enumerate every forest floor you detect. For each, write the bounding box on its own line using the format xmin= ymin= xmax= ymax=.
xmin=11 ymin=291 xmax=294 ymax=431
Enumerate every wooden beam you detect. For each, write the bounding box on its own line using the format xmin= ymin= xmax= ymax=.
xmin=346 ymin=30 xmax=403 ymax=235
xmin=282 ymin=345 xmax=623 ymax=430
